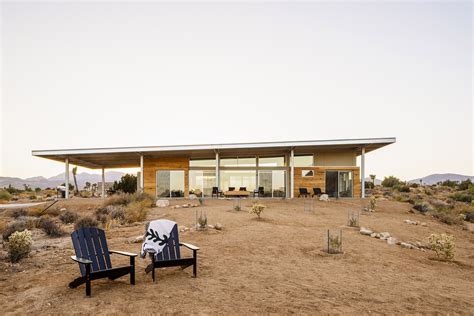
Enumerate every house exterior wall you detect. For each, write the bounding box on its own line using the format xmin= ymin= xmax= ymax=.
xmin=143 ymin=157 xmax=190 ymax=197
xmin=294 ymin=166 xmax=361 ymax=198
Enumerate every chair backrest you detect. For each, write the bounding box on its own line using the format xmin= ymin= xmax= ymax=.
xmin=299 ymin=188 xmax=308 ymax=194
xmin=313 ymin=187 xmax=322 ymax=195
xmin=212 ymin=187 xmax=218 ymax=194
xmin=258 ymin=186 xmax=264 ymax=194
xmin=154 ymin=223 xmax=181 ymax=262
xmin=229 ymin=187 xmax=235 ymax=191
xmin=239 ymin=187 xmax=246 ymax=191
xmin=71 ymin=227 xmax=112 ymax=276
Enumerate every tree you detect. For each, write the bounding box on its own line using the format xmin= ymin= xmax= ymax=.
xmin=61 ymin=183 xmax=75 ymax=191
xmin=84 ymin=182 xmax=91 ymax=191
xmin=34 ymin=187 xmax=41 ymax=193
xmin=72 ymin=166 xmax=79 ymax=196
xmin=23 ymin=184 xmax=32 ymax=192
xmin=381 ymin=176 xmax=401 ymax=188
xmin=112 ymin=174 xmax=137 ymax=194
xmin=369 ymin=174 xmax=376 ymax=186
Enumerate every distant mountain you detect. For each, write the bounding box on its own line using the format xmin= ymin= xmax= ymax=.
xmin=0 ymin=171 xmax=126 ymax=189
xmin=409 ymin=173 xmax=474 ymax=185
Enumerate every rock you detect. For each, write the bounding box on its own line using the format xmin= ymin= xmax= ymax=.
xmin=319 ymin=194 xmax=329 ymax=201
xmin=404 ymin=219 xmax=418 ymax=225
xmin=182 ymin=204 xmax=190 ymax=208
xmin=189 ymin=194 xmax=197 ymax=200
xmin=420 ymin=222 xmax=427 ymax=227
xmin=387 ymin=237 xmax=397 ymax=245
xmin=207 ymin=224 xmax=215 ymax=229
xmin=133 ymin=236 xmax=144 ymax=243
xmin=370 ymin=233 xmax=377 ymax=238
xmin=360 ymin=227 xmax=373 ymax=236
xmin=156 ymin=199 xmax=170 ymax=208
xmin=175 ymin=205 xmax=181 ymax=209
xmin=214 ymin=223 xmax=223 ymax=230
xmin=379 ymin=232 xmax=390 ymax=240
xmin=400 ymin=242 xmax=414 ymax=249
xmin=60 ymin=208 xmax=67 ymax=212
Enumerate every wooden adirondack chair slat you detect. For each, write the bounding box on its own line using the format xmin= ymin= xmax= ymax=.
xmin=89 ymin=228 xmax=107 ymax=271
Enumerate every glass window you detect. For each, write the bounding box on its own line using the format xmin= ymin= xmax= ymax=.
xmin=220 ymin=170 xmax=256 ymax=192
xmin=189 ymin=170 xmax=216 ymax=197
xmin=302 ymin=170 xmax=314 ymax=177
xmin=294 ymin=155 xmax=313 ymax=167
xmin=258 ymin=156 xmax=285 ymax=167
xmin=156 ymin=170 xmax=185 ymax=198
xmin=258 ymin=170 xmax=286 ymax=197
xmin=220 ymin=157 xmax=256 ymax=167
xmin=189 ymin=159 xmax=216 ymax=167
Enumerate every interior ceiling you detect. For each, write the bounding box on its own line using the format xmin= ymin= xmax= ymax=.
xmin=34 ymin=142 xmax=392 ymax=169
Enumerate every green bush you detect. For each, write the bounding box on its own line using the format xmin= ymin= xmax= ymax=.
xmin=450 ymin=192 xmax=473 ymax=204
xmin=439 ymin=180 xmax=458 ymax=188
xmin=457 ymin=179 xmax=472 ymax=191
xmin=394 ymin=184 xmax=410 ymax=193
xmin=381 ymin=176 xmax=401 ymax=188
xmin=0 ymin=190 xmax=12 ymax=201
xmin=111 ymin=174 xmax=138 ymax=194
xmin=7 ymin=230 xmax=33 ymax=262
xmin=74 ymin=216 xmax=99 ymax=230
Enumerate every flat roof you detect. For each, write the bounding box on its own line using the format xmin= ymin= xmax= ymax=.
xmin=32 ymin=137 xmax=396 ymax=169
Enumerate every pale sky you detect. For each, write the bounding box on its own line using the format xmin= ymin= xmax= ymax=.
xmin=1 ymin=1 xmax=473 ymax=181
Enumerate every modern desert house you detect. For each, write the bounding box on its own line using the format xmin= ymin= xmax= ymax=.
xmin=32 ymin=137 xmax=395 ymax=199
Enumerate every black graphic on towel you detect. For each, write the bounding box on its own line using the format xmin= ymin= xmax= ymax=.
xmin=146 ymin=229 xmax=169 ymax=246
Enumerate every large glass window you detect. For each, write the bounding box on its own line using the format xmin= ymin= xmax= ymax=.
xmin=189 ymin=159 xmax=216 ymax=167
xmin=258 ymin=156 xmax=285 ymax=167
xmin=258 ymin=170 xmax=286 ymax=197
xmin=325 ymin=170 xmax=353 ymax=198
xmin=156 ymin=170 xmax=185 ymax=198
xmin=189 ymin=170 xmax=216 ymax=197
xmin=294 ymin=155 xmax=314 ymax=167
xmin=220 ymin=170 xmax=256 ymax=192
xmin=220 ymin=157 xmax=256 ymax=167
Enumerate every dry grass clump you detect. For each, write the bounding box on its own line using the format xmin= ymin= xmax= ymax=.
xmin=10 ymin=208 xmax=27 ymax=219
xmin=59 ymin=211 xmax=79 ymax=224
xmin=2 ymin=220 xmax=28 ymax=241
xmin=413 ymin=201 xmax=433 ymax=213
xmin=7 ymin=230 xmax=33 ymax=262
xmin=0 ymin=190 xmax=12 ymax=201
xmin=26 ymin=206 xmax=61 ymax=218
xmin=124 ymin=200 xmax=149 ymax=223
xmin=103 ymin=192 xmax=155 ymax=208
xmin=37 ymin=218 xmax=65 ymax=237
xmin=74 ymin=216 xmax=99 ymax=230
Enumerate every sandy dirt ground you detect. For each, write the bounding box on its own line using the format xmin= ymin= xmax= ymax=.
xmin=0 ymin=198 xmax=473 ymax=314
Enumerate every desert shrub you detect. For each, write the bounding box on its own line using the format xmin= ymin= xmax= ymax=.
xmin=111 ymin=174 xmax=137 ymax=194
xmin=0 ymin=190 xmax=12 ymax=201
xmin=2 ymin=220 xmax=28 ymax=241
xmin=0 ymin=219 xmax=6 ymax=234
xmin=234 ymin=205 xmax=241 ymax=212
xmin=103 ymin=193 xmax=133 ymax=207
xmin=250 ymin=203 xmax=265 ymax=219
xmin=16 ymin=216 xmax=40 ymax=229
xmin=27 ymin=207 xmax=44 ymax=217
xmin=457 ymin=179 xmax=472 ymax=191
xmin=364 ymin=181 xmax=374 ymax=189
xmin=74 ymin=216 xmax=99 ymax=230
xmin=110 ymin=207 xmax=125 ymax=221
xmin=38 ymin=218 xmax=65 ymax=237
xmin=432 ymin=212 xmax=463 ymax=225
xmin=413 ymin=201 xmax=433 ymax=213
xmin=429 ymin=199 xmax=452 ymax=211
xmin=131 ymin=192 xmax=155 ymax=207
xmin=29 ymin=195 xmax=37 ymax=200
xmin=450 ymin=192 xmax=472 ymax=204
xmin=439 ymin=180 xmax=457 ymax=188
xmin=197 ymin=211 xmax=208 ymax=229
xmin=394 ymin=184 xmax=410 ymax=193
xmin=124 ymin=201 xmax=149 ymax=223
xmin=45 ymin=207 xmax=61 ymax=217
xmin=59 ymin=211 xmax=79 ymax=224
xmin=382 ymin=176 xmax=401 ymax=188
xmin=428 ymin=233 xmax=455 ymax=260
xmin=7 ymin=230 xmax=33 ymax=262
xmin=409 ymin=183 xmax=419 ymax=188
xmin=369 ymin=197 xmax=377 ymax=211
xmin=328 ymin=233 xmax=342 ymax=254
xmin=10 ymin=208 xmax=27 ymax=219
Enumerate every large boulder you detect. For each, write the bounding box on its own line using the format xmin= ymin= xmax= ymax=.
xmin=386 ymin=237 xmax=397 ymax=245
xmin=156 ymin=199 xmax=170 ymax=208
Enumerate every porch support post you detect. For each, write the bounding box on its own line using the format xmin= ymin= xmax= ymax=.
xmin=215 ymin=151 xmax=220 ymax=189
xmin=65 ymin=158 xmax=69 ymax=199
xmin=101 ymin=167 xmax=105 ymax=198
xmin=290 ymin=149 xmax=294 ymax=198
xmin=361 ymin=146 xmax=365 ymax=198
xmin=140 ymin=154 xmax=144 ymax=193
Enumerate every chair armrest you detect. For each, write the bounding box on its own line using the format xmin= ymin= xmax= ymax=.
xmin=109 ymin=250 xmax=138 ymax=257
xmin=71 ymin=255 xmax=92 ymax=265
xmin=180 ymin=242 xmax=199 ymax=251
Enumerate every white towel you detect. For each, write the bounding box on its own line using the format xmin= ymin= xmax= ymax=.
xmin=140 ymin=219 xmax=176 ymax=258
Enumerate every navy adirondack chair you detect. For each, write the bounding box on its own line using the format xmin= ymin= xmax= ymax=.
xmin=144 ymin=222 xmax=199 ymax=282
xmin=69 ymin=227 xmax=137 ymax=297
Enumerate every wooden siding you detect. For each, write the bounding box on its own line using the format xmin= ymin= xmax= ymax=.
xmin=143 ymin=157 xmax=190 ymax=197
xmin=294 ymin=166 xmax=361 ymax=198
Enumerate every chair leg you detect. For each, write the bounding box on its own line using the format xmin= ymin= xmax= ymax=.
xmin=193 ymin=250 xmax=197 ymax=278
xmin=85 ymin=263 xmax=91 ymax=297
xmin=151 ymin=255 xmax=156 ymax=282
xmin=130 ymin=256 xmax=135 ymax=285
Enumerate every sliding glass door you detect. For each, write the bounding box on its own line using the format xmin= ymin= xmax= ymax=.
xmin=156 ymin=170 xmax=185 ymax=198
xmin=325 ymin=170 xmax=353 ymax=198
xmin=258 ymin=170 xmax=286 ymax=198
xmin=189 ymin=170 xmax=216 ymax=197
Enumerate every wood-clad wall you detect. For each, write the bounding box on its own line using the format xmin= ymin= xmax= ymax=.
xmin=143 ymin=157 xmax=189 ymax=197
xmin=294 ymin=166 xmax=361 ymax=198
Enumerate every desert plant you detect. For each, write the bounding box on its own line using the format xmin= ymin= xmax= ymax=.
xmin=432 ymin=211 xmax=463 ymax=225
xmin=381 ymin=176 xmax=401 ymax=188
xmin=131 ymin=192 xmax=155 ymax=207
xmin=326 ymin=230 xmax=342 ymax=254
xmin=0 ymin=190 xmax=12 ymax=201
xmin=348 ymin=211 xmax=359 ymax=227
xmin=2 ymin=220 xmax=28 ymax=241
xmin=103 ymin=193 xmax=133 ymax=207
xmin=450 ymin=192 xmax=472 ymax=204
xmin=369 ymin=197 xmax=377 ymax=211
xmin=59 ymin=211 xmax=79 ymax=224
xmin=439 ymin=180 xmax=457 ymax=188
xmin=38 ymin=218 xmax=65 ymax=237
xmin=110 ymin=207 xmax=125 ymax=221
xmin=457 ymin=179 xmax=472 ymax=191
xmin=74 ymin=216 xmax=99 ymax=230
xmin=7 ymin=230 xmax=33 ymax=262
xmin=234 ymin=205 xmax=241 ymax=212
xmin=394 ymin=184 xmax=410 ymax=193
xmin=111 ymin=174 xmax=138 ymax=194
xmin=124 ymin=201 xmax=149 ymax=223
xmin=198 ymin=197 xmax=204 ymax=206
xmin=428 ymin=233 xmax=455 ymax=260
xmin=197 ymin=211 xmax=208 ymax=229
xmin=10 ymin=208 xmax=27 ymax=219
xmin=413 ymin=201 xmax=433 ymax=213
xmin=250 ymin=203 xmax=265 ymax=219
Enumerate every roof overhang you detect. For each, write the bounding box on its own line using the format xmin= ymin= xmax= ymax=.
xmin=32 ymin=137 xmax=396 ymax=169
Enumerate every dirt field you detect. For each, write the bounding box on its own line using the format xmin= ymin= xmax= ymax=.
xmin=1 ymin=198 xmax=473 ymax=314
